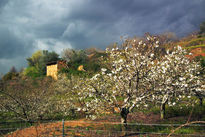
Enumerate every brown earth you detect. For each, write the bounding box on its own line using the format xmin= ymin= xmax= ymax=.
xmin=5 ymin=112 xmax=167 ymax=137
xmin=5 ymin=112 xmax=203 ymax=137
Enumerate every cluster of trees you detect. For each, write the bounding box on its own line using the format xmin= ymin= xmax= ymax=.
xmin=1 ymin=66 xmax=20 ymax=81
xmin=60 ymin=48 xmax=105 ymax=78
xmin=0 ymin=48 xmax=105 ymax=121
xmin=1 ymin=47 xmax=104 ymax=80
xmin=24 ymin=48 xmax=105 ymax=78
xmin=56 ymin=34 xmax=204 ymax=127
xmin=1 ymin=50 xmax=60 ymax=80
xmin=0 ymin=76 xmax=75 ymax=122
xmin=0 ymin=31 xmax=204 ymax=129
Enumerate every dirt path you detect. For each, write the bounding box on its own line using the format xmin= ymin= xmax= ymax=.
xmin=6 ymin=119 xmax=102 ymax=137
xmin=5 ymin=112 xmax=162 ymax=137
xmin=6 ymin=112 xmax=202 ymax=137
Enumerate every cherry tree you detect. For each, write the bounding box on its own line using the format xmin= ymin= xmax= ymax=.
xmin=151 ymin=46 xmax=205 ymax=119
xmin=61 ymin=35 xmax=164 ymax=126
xmin=58 ymin=35 xmax=205 ymax=124
xmin=0 ymin=77 xmax=60 ymax=123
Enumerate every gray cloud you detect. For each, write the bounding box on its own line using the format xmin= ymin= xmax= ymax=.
xmin=0 ymin=0 xmax=205 ymax=74
xmin=0 ymin=0 xmax=9 ymax=10
xmin=0 ymin=27 xmax=27 ymax=59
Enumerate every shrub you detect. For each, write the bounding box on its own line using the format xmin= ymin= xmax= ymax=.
xmin=2 ymin=72 xmax=18 ymax=81
xmin=199 ymin=21 xmax=205 ymax=35
xmin=23 ymin=66 xmax=44 ymax=78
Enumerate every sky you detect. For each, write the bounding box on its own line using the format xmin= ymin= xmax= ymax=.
xmin=0 ymin=0 xmax=205 ymax=74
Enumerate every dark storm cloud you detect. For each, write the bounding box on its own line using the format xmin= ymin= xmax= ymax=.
xmin=0 ymin=0 xmax=205 ymax=74
xmin=0 ymin=27 xmax=27 ymax=59
xmin=0 ymin=0 xmax=9 ymax=9
xmin=61 ymin=0 xmax=205 ymax=48
xmin=34 ymin=22 xmax=67 ymax=39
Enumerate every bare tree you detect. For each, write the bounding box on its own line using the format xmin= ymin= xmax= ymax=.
xmin=61 ymin=48 xmax=75 ymax=63
xmin=0 ymin=77 xmax=59 ymax=123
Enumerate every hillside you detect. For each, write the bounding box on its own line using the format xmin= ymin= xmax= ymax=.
xmin=178 ymin=36 xmax=205 ymax=59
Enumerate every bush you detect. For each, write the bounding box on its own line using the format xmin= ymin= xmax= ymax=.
xmin=2 ymin=72 xmax=18 ymax=81
xmin=84 ymin=62 xmax=101 ymax=72
xmin=23 ymin=66 xmax=44 ymax=78
xmin=199 ymin=21 xmax=205 ymax=35
xmin=60 ymin=68 xmax=88 ymax=78
xmin=184 ymin=37 xmax=205 ymax=47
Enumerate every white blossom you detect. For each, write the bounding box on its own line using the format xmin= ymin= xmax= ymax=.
xmin=101 ymin=68 xmax=107 ymax=72
xmin=138 ymin=41 xmax=143 ymax=45
xmin=150 ymin=53 xmax=154 ymax=58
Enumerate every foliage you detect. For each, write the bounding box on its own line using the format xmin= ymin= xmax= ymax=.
xmin=185 ymin=44 xmax=205 ymax=49
xmin=60 ymin=48 xmax=105 ymax=78
xmin=26 ymin=50 xmax=43 ymax=67
xmin=61 ymin=48 xmax=74 ymax=63
xmin=2 ymin=66 xmax=19 ymax=81
xmin=194 ymin=56 xmax=205 ymax=76
xmin=178 ymin=35 xmax=205 ymax=76
xmin=23 ymin=66 xmax=44 ymax=78
xmin=41 ymin=50 xmax=60 ymax=65
xmin=84 ymin=62 xmax=101 ymax=73
xmin=61 ymin=48 xmax=87 ymax=64
xmin=60 ymin=68 xmax=88 ymax=78
xmin=183 ymin=37 xmax=205 ymax=47
xmin=199 ymin=21 xmax=205 ymax=36
xmin=200 ymin=56 xmax=205 ymax=68
xmin=2 ymin=72 xmax=18 ymax=81
xmin=165 ymin=103 xmax=205 ymax=119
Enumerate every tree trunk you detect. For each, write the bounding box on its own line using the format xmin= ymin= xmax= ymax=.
xmin=120 ymin=108 xmax=129 ymax=135
xmin=160 ymin=95 xmax=168 ymax=120
xmin=199 ymin=97 xmax=203 ymax=106
xmin=160 ymin=102 xmax=166 ymax=119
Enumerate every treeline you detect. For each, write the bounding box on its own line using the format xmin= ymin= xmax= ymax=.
xmin=1 ymin=47 xmax=107 ymax=81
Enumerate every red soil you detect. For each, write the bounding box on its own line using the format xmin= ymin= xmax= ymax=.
xmin=6 ymin=112 xmax=162 ymax=137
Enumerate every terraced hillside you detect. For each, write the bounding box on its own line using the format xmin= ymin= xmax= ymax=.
xmin=178 ymin=36 xmax=205 ymax=59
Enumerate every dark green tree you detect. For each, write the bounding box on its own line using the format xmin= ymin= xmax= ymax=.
xmin=199 ymin=21 xmax=205 ymax=35
xmin=9 ymin=66 xmax=17 ymax=73
xmin=61 ymin=48 xmax=88 ymax=64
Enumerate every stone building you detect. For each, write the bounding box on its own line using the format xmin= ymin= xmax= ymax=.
xmin=46 ymin=60 xmax=67 ymax=80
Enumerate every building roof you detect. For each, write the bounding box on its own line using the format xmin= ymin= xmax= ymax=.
xmin=46 ymin=61 xmax=58 ymax=66
xmin=46 ymin=60 xmax=67 ymax=66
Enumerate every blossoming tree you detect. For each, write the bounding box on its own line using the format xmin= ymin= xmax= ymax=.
xmin=151 ymin=46 xmax=205 ymax=119
xmin=63 ymin=35 xmax=164 ymax=126
xmin=0 ymin=77 xmax=59 ymax=123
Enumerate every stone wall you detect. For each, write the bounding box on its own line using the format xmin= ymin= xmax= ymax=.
xmin=46 ymin=61 xmax=67 ymax=80
xmin=46 ymin=64 xmax=58 ymax=80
